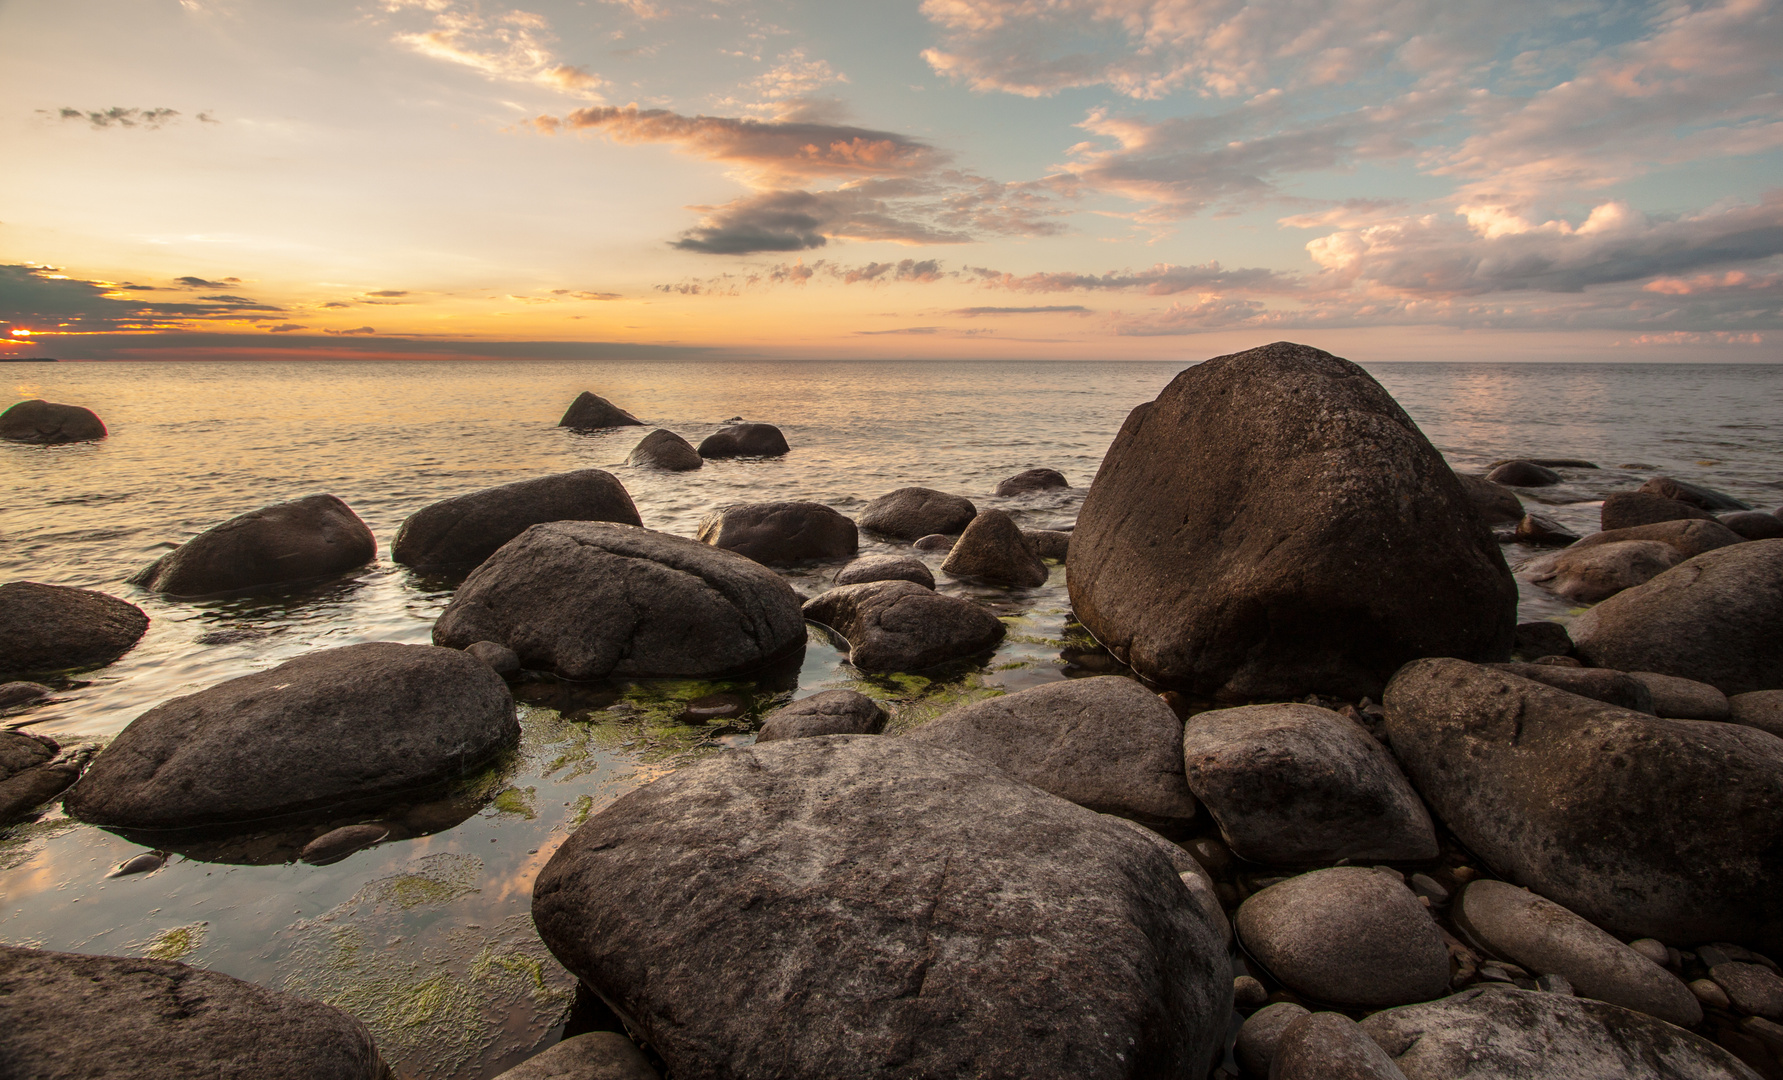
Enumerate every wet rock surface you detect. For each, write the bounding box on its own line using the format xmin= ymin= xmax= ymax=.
xmin=803 ymin=579 xmax=1005 ymax=673
xmin=1272 ymin=1011 xmax=1411 ymax=1080
xmin=131 ymin=493 xmax=376 ymax=596
xmin=833 ymin=553 xmax=934 ymax=588
xmin=994 ymin=468 xmax=1069 ymax=495
xmin=392 ymin=470 xmax=642 ymax=571
xmin=755 ymin=689 xmax=888 ymax=742
xmin=532 ymin=735 xmax=1232 ymax=1080
xmin=857 ymin=487 xmax=977 ymax=540
xmin=697 ymin=422 xmax=789 ymax=459
xmin=433 ymin=522 xmax=807 ymax=680
xmin=940 ymin=509 xmax=1048 ymax=587
xmin=0 ymin=581 xmax=149 ymax=678
xmin=0 ymin=730 xmax=56 ymax=778
xmin=558 ymin=391 xmax=642 ymax=428
xmin=1514 ymin=513 xmax=1579 ymax=546
xmin=1521 ymin=539 xmax=1684 ymax=603
xmin=0 ymin=399 xmax=107 ymax=444
xmin=0 ymin=680 xmax=52 ymax=710
xmin=1602 ymin=491 xmax=1717 ymax=531
xmin=913 ymin=533 xmax=954 ymax=551
xmin=626 ymin=428 xmax=702 ymax=470
xmin=0 ymin=761 xmax=81 ymax=823
xmin=493 ymin=1032 xmax=659 ymax=1080
xmin=696 ymin=500 xmax=858 ymax=566
xmin=464 ymin=639 xmax=521 ymax=677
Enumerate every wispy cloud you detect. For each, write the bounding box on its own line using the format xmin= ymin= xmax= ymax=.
xmin=383 ymin=1 xmax=606 ymax=98
xmin=44 ymin=107 xmax=184 ymax=129
xmin=950 ymin=305 xmax=1091 ymax=316
xmin=324 ymin=325 xmax=377 ymax=335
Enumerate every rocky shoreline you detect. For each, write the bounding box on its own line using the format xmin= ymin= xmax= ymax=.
xmin=4 ymin=342 xmax=1783 ymax=1079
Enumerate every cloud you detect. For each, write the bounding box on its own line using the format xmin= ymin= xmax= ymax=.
xmin=174 ymin=275 xmax=242 ymax=288
xmin=550 ymin=289 xmax=624 ymax=300
xmin=951 ymin=305 xmax=1091 ymax=315
xmin=854 ymin=325 xmax=992 ymax=336
xmin=969 ymin=260 xmax=1296 ymax=294
xmin=0 ymin=264 xmax=285 ymax=332
xmin=269 ymin=323 xmax=307 ymax=332
xmin=364 ymin=289 xmax=408 ymax=297
xmin=671 ymin=188 xmax=982 ymax=254
xmin=48 ymin=107 xmax=182 ymax=129
xmin=324 ymin=326 xmax=377 ymax=335
xmin=384 ymin=1 xmax=605 ymax=98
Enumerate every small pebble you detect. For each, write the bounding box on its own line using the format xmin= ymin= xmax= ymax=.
xmin=1690 ymin=978 xmax=1732 ymax=1009
xmin=1451 ymin=865 xmax=1478 ymax=883
xmin=1537 ymin=973 xmax=1575 ymax=995
xmin=1409 ymin=873 xmax=1450 ymax=905
xmin=1234 ymin=975 xmax=1269 ymax=1010
xmin=1628 ymin=938 xmax=1670 ymax=966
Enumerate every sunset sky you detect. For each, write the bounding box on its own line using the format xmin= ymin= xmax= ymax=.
xmin=3 ymin=0 xmax=1780 ymax=361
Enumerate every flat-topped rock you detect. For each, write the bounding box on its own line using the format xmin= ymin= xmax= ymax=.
xmin=857 ymin=487 xmax=977 ymax=540
xmin=559 ymin=391 xmax=643 ymax=428
xmin=995 ymin=468 xmax=1069 ymax=495
xmin=803 ymin=580 xmax=1005 ymax=673
xmin=130 ymin=493 xmax=376 ymax=596
xmin=697 ymin=422 xmax=788 ymax=458
xmin=696 ymin=501 xmax=857 ymax=566
xmin=0 ymin=581 xmax=148 ymax=678
xmin=0 ymin=399 xmax=107 ymax=444
xmin=940 ymin=509 xmax=1047 ymax=587
xmin=625 ymin=428 xmax=702 ymax=471
xmin=834 ymin=554 xmax=934 ymax=589
xmin=392 ymin=470 xmax=641 ymax=571
xmin=755 ymin=689 xmax=887 ymax=743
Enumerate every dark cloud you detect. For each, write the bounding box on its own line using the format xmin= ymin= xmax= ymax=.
xmin=324 ymin=326 xmax=376 ymax=335
xmin=950 ymin=305 xmax=1091 ymax=316
xmin=175 ymin=275 xmax=242 ymax=288
xmin=672 ymin=189 xmax=976 ymax=255
xmin=0 ymin=264 xmax=283 ymax=331
xmin=49 ymin=106 xmax=182 ymax=129
xmin=268 ymin=323 xmax=307 ymax=333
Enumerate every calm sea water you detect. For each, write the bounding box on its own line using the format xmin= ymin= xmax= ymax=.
xmin=3 ymin=358 xmax=1780 ymax=1078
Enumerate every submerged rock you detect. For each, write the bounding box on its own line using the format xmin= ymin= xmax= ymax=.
xmin=940 ymin=510 xmax=1047 ymax=587
xmin=433 ymin=522 xmax=807 ymax=680
xmin=131 ymin=494 xmax=376 ymax=596
xmin=995 ymin=468 xmax=1069 ymax=495
xmin=494 ymin=1032 xmax=659 ymax=1080
xmin=755 ymin=690 xmax=888 ymax=743
xmin=66 ymin=642 xmax=518 ymax=830
xmin=1602 ymin=491 xmax=1716 ymax=531
xmin=392 ymin=470 xmax=642 ymax=571
xmin=1487 ymin=461 xmax=1561 ymax=487
xmin=558 ymin=391 xmax=643 ymax=428
xmin=834 ymin=554 xmax=934 ymax=589
xmin=0 ymin=581 xmax=148 ymax=678
xmin=532 ymin=735 xmax=1232 ymax=1080
xmin=299 ymin=823 xmax=391 ymax=865
xmin=1068 ymin=342 xmax=1516 ymax=700
xmin=1520 ymin=539 xmax=1683 ymax=603
xmin=1456 ymin=475 xmax=1525 ymax=525
xmin=696 ymin=501 xmax=858 ymax=566
xmin=857 ymin=487 xmax=977 ymax=540
xmin=0 ymin=399 xmax=107 ymax=444
xmin=912 ymin=533 xmax=955 ymax=551
xmin=803 ymin=580 xmax=1005 ymax=673
xmin=1641 ymin=476 xmax=1752 ymax=512
xmin=626 ymin=428 xmax=702 ymax=471
xmin=697 ymin=422 xmax=789 ymax=458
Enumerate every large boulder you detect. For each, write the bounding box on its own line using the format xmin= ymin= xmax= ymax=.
xmin=834 ymin=554 xmax=934 ymax=589
xmin=65 ymin=642 xmax=518 ymax=830
xmin=0 ymin=399 xmax=107 ymax=444
xmin=559 ymin=391 xmax=643 ymax=428
xmin=905 ymin=676 xmax=1197 ymax=827
xmin=1486 ymin=461 xmax=1560 ymax=487
xmin=0 ymin=945 xmax=389 ymax=1079
xmin=1520 ymin=539 xmax=1684 ymax=603
xmin=803 ymin=580 xmax=1005 ymax=673
xmin=1181 ymin=703 xmax=1437 ymax=865
xmin=1067 ymin=342 xmax=1516 ymax=700
xmin=698 ymin=422 xmax=789 ymax=458
xmin=940 ymin=510 xmax=1048 ymax=587
xmin=995 ymin=468 xmax=1069 ymax=495
xmin=433 ymin=522 xmax=806 ymax=680
xmin=1383 ymin=658 xmax=1783 ymax=952
xmin=0 ymin=581 xmax=148 ymax=678
xmin=1456 ymin=475 xmax=1524 ymax=526
xmin=696 ymin=501 xmax=858 ymax=566
xmin=392 ymin=470 xmax=642 ymax=571
xmin=755 ymin=690 xmax=888 ymax=743
xmin=130 ymin=494 xmax=376 ymax=596
xmin=857 ymin=487 xmax=977 ymax=540
xmin=626 ymin=428 xmax=702 ymax=470
xmin=532 ymin=735 xmax=1232 ymax=1080
xmin=1361 ymin=987 xmax=1759 ymax=1080
xmin=1641 ymin=476 xmax=1752 ymax=512
xmin=1602 ymin=491 xmax=1716 ymax=531
xmin=1570 ymin=540 xmax=1783 ymax=694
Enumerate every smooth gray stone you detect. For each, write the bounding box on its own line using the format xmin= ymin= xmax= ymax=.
xmin=1023 ymin=529 xmax=1071 ymax=560
xmin=1067 ymin=342 xmax=1515 ymax=700
xmin=1236 ymin=1001 xmax=1308 ymax=1077
xmin=857 ymin=487 xmax=977 ymax=540
xmin=1182 ymin=703 xmax=1436 ymax=865
xmin=0 ymin=399 xmax=106 ymax=444
xmin=66 ymin=642 xmax=517 ymax=830
xmin=1566 ymin=519 xmax=1744 ymax=560
xmin=834 ymin=554 xmax=934 ymax=589
xmin=1457 ymin=474 xmax=1525 ymax=525
xmin=755 ymin=690 xmax=887 ymax=743
xmin=1721 ymin=511 xmax=1783 ymax=541
xmin=1483 ymin=662 xmax=1655 ymax=713
xmin=1453 ymin=880 xmax=1700 ymax=1027
xmin=1729 ymin=691 xmax=1783 ymax=738
xmin=392 ymin=470 xmax=641 ymax=570
xmin=941 ymin=510 xmax=1047 ymax=587
xmin=697 ymin=422 xmax=788 ymax=458
xmin=906 ymin=676 xmax=1197 ymax=827
xmin=465 ymin=640 xmax=521 ymax=677
xmin=1271 ymin=1012 xmax=1410 ymax=1080
xmin=1235 ymin=867 xmax=1450 ymax=1008
xmin=995 ymin=468 xmax=1069 ymax=495
xmin=802 ymin=580 xmax=1004 ymax=673
xmin=0 ymin=945 xmax=388 ymax=1079
xmin=626 ymin=428 xmax=701 ymax=470
xmin=492 ymin=1032 xmax=658 ymax=1080
xmin=130 ymin=494 xmax=376 ymax=596
xmin=1362 ymin=986 xmax=1761 ymax=1080
xmin=1601 ymin=491 xmax=1717 ymax=531
xmin=1628 ymin=671 xmax=1729 ymax=721
xmin=558 ymin=391 xmax=642 ymax=428
xmin=0 ymin=581 xmax=148 ymax=679
xmin=1640 ymin=476 xmax=1752 ymax=512
xmin=1384 ymin=658 xmax=1783 ymax=953
xmin=1711 ymin=963 xmax=1783 ymax=1020
xmin=697 ymin=501 xmax=857 ymax=567
xmin=1571 ymin=540 xmax=1783 ymax=695
xmin=0 ymin=729 xmax=56 ymax=778
xmin=1521 ymin=539 xmax=1684 ymax=603
xmin=1487 ymin=461 xmax=1561 ymax=487
xmin=433 ymin=522 xmax=807 ymax=681
xmin=532 ymin=735 xmax=1233 ymax=1080
xmin=0 ymin=681 xmax=54 ymax=710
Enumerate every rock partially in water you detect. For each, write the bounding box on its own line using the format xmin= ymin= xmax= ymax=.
xmin=0 ymin=762 xmax=81 ymax=824
xmin=1729 ymin=691 xmax=1783 ymax=738
xmin=1023 ymin=529 xmax=1071 ymax=560
xmin=0 ymin=729 xmax=56 ymax=778
xmin=1182 ymin=703 xmax=1437 ymax=865
xmin=0 ymin=581 xmax=149 ymax=678
xmin=1483 ymin=661 xmax=1656 ymax=713
xmin=433 ymin=522 xmax=807 ymax=680
xmin=1487 ymin=461 xmax=1561 ymax=487
xmin=696 ymin=501 xmax=858 ymax=566
xmin=1513 ymin=620 xmax=1573 ymax=660
xmin=1520 ymin=539 xmax=1683 ymax=603
xmin=1641 ymin=476 xmax=1752 ymax=512
xmin=755 ymin=690 xmax=887 ymax=743
xmin=493 ymin=1032 xmax=659 ymax=1080
xmin=697 ymin=422 xmax=789 ymax=459
xmin=66 ymin=642 xmax=518 ymax=830
xmin=1068 ymin=342 xmax=1516 ymax=700
xmin=1453 ymin=879 xmax=1701 ymax=1027
xmin=0 ymin=945 xmax=390 ymax=1078
xmin=803 ymin=580 xmax=1005 ymax=673
xmin=558 ymin=391 xmax=643 ymax=428
xmin=465 ymin=640 xmax=521 ymax=677
xmin=1456 ymin=474 xmax=1525 ymax=525
xmin=300 ymin=823 xmax=391 ymax=865
xmin=393 ymin=470 xmax=641 ymax=571
xmin=130 ymin=493 xmax=376 ymax=596
xmin=1628 ymin=670 xmax=1729 ymax=721
xmin=1235 ymin=867 xmax=1451 ymax=1008
xmin=1491 ymin=456 xmax=1600 ymax=469
xmin=1570 ymin=540 xmax=1783 ymax=695
xmin=941 ymin=510 xmax=1048 ymax=588
xmin=912 ymin=533 xmax=955 ymax=551
xmin=834 ymin=554 xmax=934 ymax=589
xmin=1384 ymin=658 xmax=1783 ymax=952
xmin=1722 ymin=511 xmax=1783 ymax=541
xmin=533 ymin=735 xmax=1232 ymax=1080
xmin=626 ymin=428 xmax=702 ymax=471
xmin=0 ymin=399 xmax=107 ymax=444
xmin=858 ymin=487 xmax=977 ymax=540
xmin=1236 ymin=1002 xmax=1309 ymax=1077
xmin=0 ymin=681 xmax=52 ymax=710
xmin=906 ymin=676 xmax=1196 ymax=827
xmin=1602 ymin=491 xmax=1716 ymax=531
xmin=1515 ymin=513 xmax=1580 ymax=546
xmin=1271 ymin=1012 xmax=1411 ymax=1080
xmin=1568 ymin=518 xmax=1745 ymax=560
xmin=107 ymin=851 xmax=167 ymax=878
xmin=995 ymin=468 xmax=1069 ymax=495
xmin=1361 ymin=986 xmax=1758 ymax=1080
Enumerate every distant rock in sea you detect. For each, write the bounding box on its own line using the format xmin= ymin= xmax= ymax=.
xmin=0 ymin=399 xmax=106 ymax=444
xmin=559 ymin=391 xmax=643 ymax=428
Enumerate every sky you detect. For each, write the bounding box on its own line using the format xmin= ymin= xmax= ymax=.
xmin=2 ymin=0 xmax=1780 ymax=362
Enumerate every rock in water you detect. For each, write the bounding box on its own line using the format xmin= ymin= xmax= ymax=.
xmin=1640 ymin=476 xmax=1753 ymax=512
xmin=1455 ymin=475 xmax=1524 ymax=525
xmin=1181 ymin=703 xmax=1437 ymax=865
xmin=1520 ymin=539 xmax=1684 ymax=603
xmin=558 ymin=391 xmax=643 ymax=428
xmin=0 ymin=945 xmax=389 ymax=1079
xmin=392 ymin=470 xmax=642 ymax=571
xmin=995 ymin=468 xmax=1069 ymax=495
xmin=531 ymin=735 xmax=1232 ymax=1080
xmin=493 ymin=1032 xmax=659 ymax=1080
xmin=0 ymin=399 xmax=107 ymax=444
xmin=1067 ymin=342 xmax=1516 ymax=700
xmin=857 ymin=487 xmax=977 ymax=540
xmin=905 ymin=676 xmax=1197 ymax=827
xmin=696 ymin=501 xmax=858 ymax=566
xmin=0 ymin=582 xmax=148 ymax=678
xmin=0 ymin=681 xmax=53 ymax=710
xmin=755 ymin=690 xmax=888 ymax=742
xmin=1271 ymin=1012 xmax=1411 ymax=1080
xmin=940 ymin=510 xmax=1048 ymax=587
xmin=834 ymin=554 xmax=935 ymax=589
xmin=1486 ymin=461 xmax=1561 ymax=487
xmin=802 ymin=580 xmax=1005 ymax=673
xmin=1361 ymin=987 xmax=1758 ymax=1080
xmin=0 ymin=730 xmax=56 ymax=778
xmin=0 ymin=763 xmax=81 ymax=823
xmin=626 ymin=428 xmax=702 ymax=471
xmin=65 ymin=642 xmax=518 ymax=830
xmin=433 ymin=522 xmax=806 ymax=680
xmin=697 ymin=423 xmax=789 ymax=458
xmin=1570 ymin=540 xmax=1783 ymax=694
xmin=299 ymin=823 xmax=391 ymax=865
xmin=1024 ymin=529 xmax=1072 ymax=560
xmin=1514 ymin=513 xmax=1579 ymax=546
xmin=1601 ymin=491 xmax=1716 ymax=531
xmin=1384 ymin=658 xmax=1783 ymax=952
xmin=130 ymin=494 xmax=376 ymax=596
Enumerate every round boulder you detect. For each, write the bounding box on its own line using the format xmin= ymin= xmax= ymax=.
xmin=0 ymin=399 xmax=107 ymax=444
xmin=531 ymin=735 xmax=1233 ymax=1080
xmin=1627 ymin=671 xmax=1729 ymax=721
xmin=392 ymin=470 xmax=642 ymax=571
xmin=1729 ymin=690 xmax=1783 ymax=738
xmin=1456 ymin=474 xmax=1524 ymax=525
xmin=802 ymin=580 xmax=1005 ymax=673
xmin=1024 ymin=529 xmax=1072 ymax=560
xmin=433 ymin=521 xmax=806 ymax=680
xmin=0 ymin=581 xmax=148 ymax=678
xmin=559 ymin=391 xmax=643 ymax=428
xmin=626 ymin=428 xmax=702 ymax=471
xmin=1722 ymin=511 xmax=1783 ymax=541
xmin=1640 ymin=476 xmax=1752 ymax=512
xmin=857 ymin=487 xmax=977 ymax=540
xmin=834 ymin=554 xmax=934 ymax=589
xmin=940 ymin=510 xmax=1048 ymax=588
xmin=130 ymin=494 xmax=376 ymax=596
xmin=696 ymin=501 xmax=858 ymax=566
xmin=1520 ymin=539 xmax=1683 ymax=603
xmin=1486 ymin=461 xmax=1561 ymax=487
xmin=697 ymin=422 xmax=789 ymax=459
xmin=1601 ymin=491 xmax=1716 ymax=531
xmin=1068 ymin=342 xmax=1516 ymax=701
xmin=1271 ymin=1012 xmax=1411 ymax=1080
xmin=755 ymin=689 xmax=888 ymax=743
xmin=1236 ymin=1002 xmax=1310 ymax=1078
xmin=65 ymin=642 xmax=518 ymax=830
xmin=995 ymin=468 xmax=1069 ymax=496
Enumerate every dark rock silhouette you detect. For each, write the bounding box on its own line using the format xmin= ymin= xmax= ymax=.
xmin=995 ymin=468 xmax=1069 ymax=495
xmin=393 ymin=470 xmax=640 ymax=571
xmin=626 ymin=428 xmax=702 ymax=470
xmin=698 ymin=422 xmax=789 ymax=458
xmin=1601 ymin=491 xmax=1715 ymax=531
xmin=559 ymin=391 xmax=643 ymax=428
xmin=0 ymin=399 xmax=106 ymax=444
xmin=131 ymin=494 xmax=375 ymax=596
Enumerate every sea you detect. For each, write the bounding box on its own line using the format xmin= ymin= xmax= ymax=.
xmin=3 ymin=358 xmax=1780 ymax=1078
